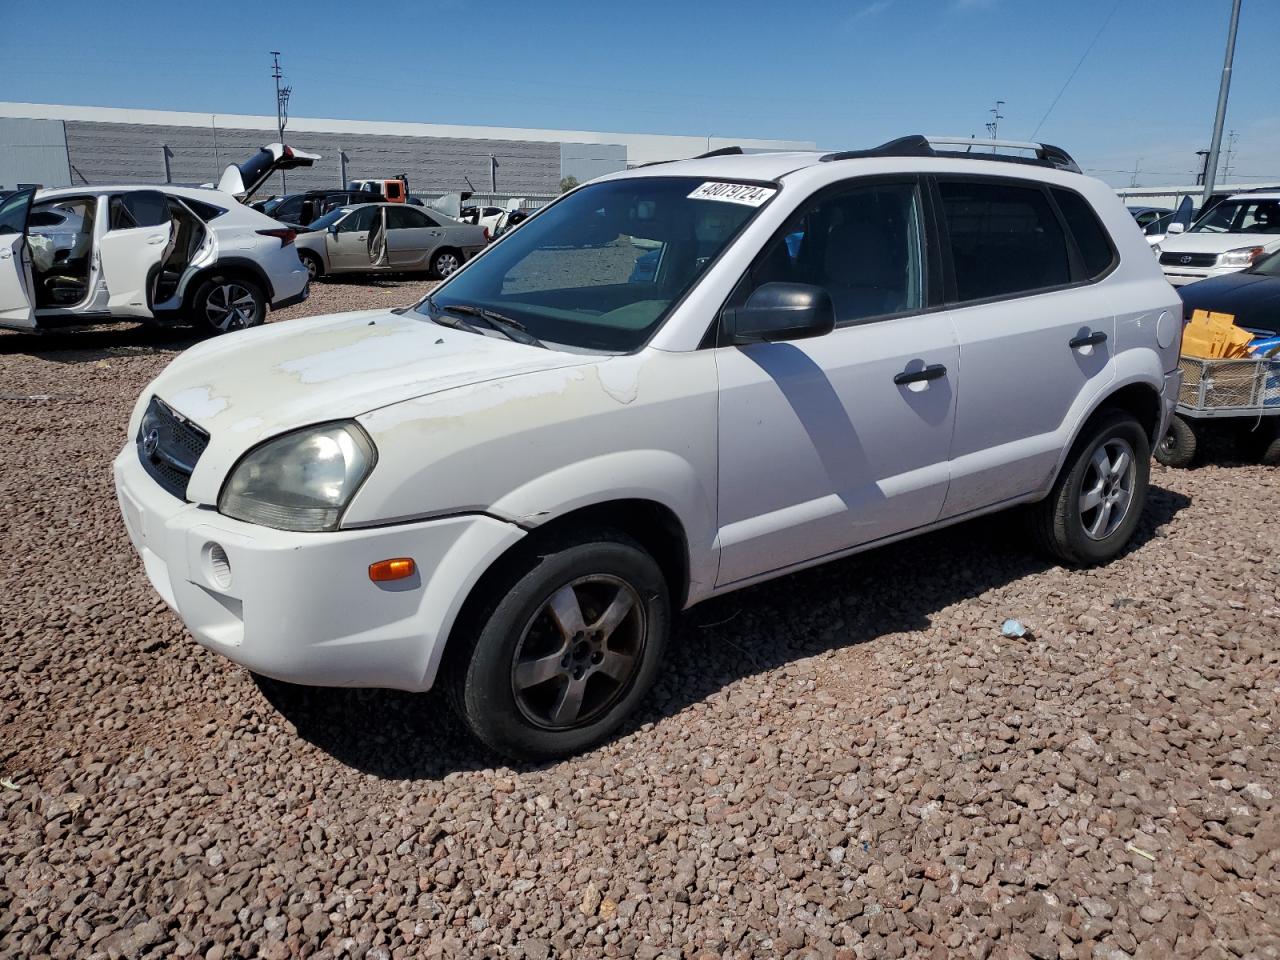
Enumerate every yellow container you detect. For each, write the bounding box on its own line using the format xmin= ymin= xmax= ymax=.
xmin=1182 ymin=309 xmax=1254 ymax=359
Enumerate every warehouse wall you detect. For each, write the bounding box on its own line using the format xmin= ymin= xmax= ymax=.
xmin=62 ymin=121 xmax=574 ymax=195
xmin=560 ymin=142 xmax=628 ymax=184
xmin=0 ymin=118 xmax=71 ymax=189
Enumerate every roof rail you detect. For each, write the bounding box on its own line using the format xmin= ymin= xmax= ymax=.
xmin=821 ymin=135 xmax=1080 ymax=174
xmin=639 ymin=145 xmax=745 ymax=168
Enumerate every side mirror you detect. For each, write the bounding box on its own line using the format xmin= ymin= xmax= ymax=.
xmin=723 ymin=282 xmax=835 ymax=345
xmin=1167 ymin=222 xmax=1186 ymax=235
xmin=327 ymin=224 xmax=339 ymax=235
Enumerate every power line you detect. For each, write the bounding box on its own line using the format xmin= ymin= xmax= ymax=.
xmin=1030 ymin=0 xmax=1125 ymax=140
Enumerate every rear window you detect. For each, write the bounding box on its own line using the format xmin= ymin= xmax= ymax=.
xmin=939 ymin=180 xmax=1071 ymax=303
xmin=1052 ymin=188 xmax=1116 ymax=279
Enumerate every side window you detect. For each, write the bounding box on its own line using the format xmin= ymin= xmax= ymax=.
xmin=1052 ymin=188 xmax=1116 ymax=279
xmin=938 ymin=180 xmax=1071 ymax=303
xmin=109 ymin=191 xmax=170 ymax=231
xmin=386 ymin=207 xmax=428 ymax=229
xmin=274 ymin=196 xmax=304 ymax=222
xmin=742 ymin=180 xmax=925 ymax=326
xmin=336 ymin=207 xmax=379 ymax=233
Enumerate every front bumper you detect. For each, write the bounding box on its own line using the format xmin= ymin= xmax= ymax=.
xmin=1160 ymin=264 xmax=1242 ymax=287
xmin=113 ymin=445 xmax=524 ymax=691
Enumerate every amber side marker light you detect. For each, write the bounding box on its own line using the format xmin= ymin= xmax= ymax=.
xmin=369 ymin=558 xmax=416 ymax=582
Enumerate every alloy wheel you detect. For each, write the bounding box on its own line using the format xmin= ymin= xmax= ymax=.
xmin=205 ymin=283 xmax=258 ymax=332
xmin=511 ymin=575 xmax=646 ymax=730
xmin=1079 ymin=438 xmax=1135 ymax=540
xmin=435 ymin=253 xmax=460 ymax=277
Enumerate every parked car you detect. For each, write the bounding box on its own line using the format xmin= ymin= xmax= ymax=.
xmin=294 ymin=202 xmax=487 ymax=279
xmin=1128 ymin=205 xmax=1173 ymax=230
xmin=261 ymin=190 xmax=387 ymax=228
xmin=0 ymin=180 xmax=309 ymax=334
xmin=1155 ymin=193 xmax=1280 ymax=286
xmin=113 ymin=135 xmax=1181 ymax=759
xmin=1177 ymin=247 xmax=1280 ymax=336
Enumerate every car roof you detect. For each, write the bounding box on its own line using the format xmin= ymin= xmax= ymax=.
xmin=35 ymin=183 xmax=238 ymax=204
xmin=1226 ymin=192 xmax=1280 ymax=201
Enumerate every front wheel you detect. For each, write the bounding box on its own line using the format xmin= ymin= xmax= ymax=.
xmin=192 ymin=277 xmax=266 ymax=334
xmin=1031 ymin=408 xmax=1150 ymax=566
xmin=299 ymin=251 xmax=323 ymax=282
xmin=446 ymin=532 xmax=670 ymax=760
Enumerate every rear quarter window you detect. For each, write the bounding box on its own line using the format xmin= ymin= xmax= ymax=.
xmin=1052 ymin=188 xmax=1116 ymax=280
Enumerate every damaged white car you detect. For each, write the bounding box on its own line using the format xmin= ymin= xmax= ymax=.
xmin=0 ymin=144 xmax=315 ymax=334
xmin=114 ymin=136 xmax=1182 ymax=759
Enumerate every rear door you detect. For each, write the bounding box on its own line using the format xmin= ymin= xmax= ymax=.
xmin=0 ymin=188 xmax=36 ymax=328
xmin=97 ymin=190 xmax=173 ymax=317
xmin=933 ymin=176 xmax=1116 ymax=518
xmin=386 ymin=206 xmax=440 ymax=268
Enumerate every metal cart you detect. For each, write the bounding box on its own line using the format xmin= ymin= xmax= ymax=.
xmin=1155 ymin=354 xmax=1280 ymax=467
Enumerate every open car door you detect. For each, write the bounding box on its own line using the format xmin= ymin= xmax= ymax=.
xmin=97 ymin=191 xmax=174 ymax=318
xmin=0 ymin=188 xmax=36 ymax=329
xmin=217 ymin=144 xmax=321 ymax=203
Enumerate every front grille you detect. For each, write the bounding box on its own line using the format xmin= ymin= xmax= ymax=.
xmin=1160 ymin=251 xmax=1217 ymax=268
xmin=137 ymin=396 xmax=210 ymax=500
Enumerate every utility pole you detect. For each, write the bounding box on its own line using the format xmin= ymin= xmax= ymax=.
xmin=1223 ymin=130 xmax=1239 ymax=182
xmin=1129 ymin=158 xmax=1141 ymax=188
xmin=270 ymin=51 xmax=292 ymax=193
xmin=985 ymin=100 xmax=1005 ymax=142
xmin=1202 ymin=0 xmax=1241 ymax=204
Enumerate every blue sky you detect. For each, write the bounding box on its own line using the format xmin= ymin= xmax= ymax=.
xmin=5 ymin=0 xmax=1277 ymax=187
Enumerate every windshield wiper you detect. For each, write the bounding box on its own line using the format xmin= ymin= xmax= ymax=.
xmin=438 ymin=303 xmax=547 ymax=349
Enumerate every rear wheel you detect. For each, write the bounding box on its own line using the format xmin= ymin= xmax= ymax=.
xmin=1031 ymin=409 xmax=1150 ymax=566
xmin=431 ymin=248 xmax=462 ymax=278
xmin=1238 ymin=420 xmax=1280 ymax=465
xmin=1154 ymin=414 xmax=1198 ymax=468
xmin=299 ymin=251 xmax=323 ymax=282
xmin=446 ymin=531 xmax=670 ymax=760
xmin=192 ymin=277 xmax=265 ymax=334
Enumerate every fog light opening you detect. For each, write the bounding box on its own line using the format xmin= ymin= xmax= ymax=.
xmin=205 ymin=542 xmax=233 ymax=589
xmin=369 ymin=558 xmax=416 ymax=582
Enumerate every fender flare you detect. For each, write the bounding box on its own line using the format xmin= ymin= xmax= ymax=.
xmin=182 ymin=257 xmax=276 ymax=311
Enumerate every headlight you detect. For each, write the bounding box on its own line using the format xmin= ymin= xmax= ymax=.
xmin=219 ymin=422 xmax=375 ymax=532
xmin=1218 ymin=245 xmax=1264 ymax=267
xmin=1151 ymin=243 xmax=1162 ymax=257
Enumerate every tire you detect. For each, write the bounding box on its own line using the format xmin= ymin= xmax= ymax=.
xmin=192 ymin=276 xmax=266 ymax=334
xmin=1031 ymin=408 xmax=1151 ymax=567
xmin=431 ymin=248 xmax=463 ymax=279
xmin=299 ymin=251 xmax=323 ymax=282
xmin=1238 ymin=421 xmax=1280 ymax=465
xmin=1154 ymin=414 xmax=1198 ymax=468
xmin=445 ymin=531 xmax=670 ymax=760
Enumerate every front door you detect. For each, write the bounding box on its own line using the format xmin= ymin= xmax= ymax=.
xmin=98 ymin=191 xmax=173 ymax=317
xmin=0 ymin=188 xmax=36 ymax=329
xmin=327 ymin=206 xmax=380 ymax=270
xmin=933 ymin=178 xmax=1116 ymax=517
xmin=715 ymin=178 xmax=959 ymax=586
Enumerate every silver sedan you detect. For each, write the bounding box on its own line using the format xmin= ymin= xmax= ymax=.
xmin=294 ymin=203 xmax=488 ymax=280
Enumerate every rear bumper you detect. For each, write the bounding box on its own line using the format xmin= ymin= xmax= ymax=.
xmin=272 ymin=282 xmax=309 ymax=311
xmin=113 ymin=445 xmax=525 ymax=691
xmin=269 ymin=263 xmax=310 ymax=308
xmin=1159 ymin=368 xmax=1183 ymax=438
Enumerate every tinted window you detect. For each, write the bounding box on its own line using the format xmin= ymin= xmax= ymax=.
xmin=109 ymin=191 xmax=170 ymax=230
xmin=1191 ymin=199 xmax=1280 ymax=235
xmin=183 ymin=198 xmax=225 ymax=222
xmin=742 ymin=180 xmax=924 ymax=325
xmin=336 ymin=207 xmax=380 ymax=233
xmin=0 ymin=189 xmax=32 ymax=235
xmin=386 ymin=207 xmax=428 ymax=229
xmin=274 ymin=196 xmax=305 ymax=222
xmin=1053 ymin=188 xmax=1115 ymax=279
xmin=28 ymin=211 xmax=65 ymax=227
xmin=939 ymin=180 xmax=1070 ymax=302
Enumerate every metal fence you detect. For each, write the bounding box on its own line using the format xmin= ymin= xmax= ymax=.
xmin=422 ymin=192 xmax=559 ymax=211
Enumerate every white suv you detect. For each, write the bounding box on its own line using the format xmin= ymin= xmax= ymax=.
xmin=1156 ymin=192 xmax=1280 ymax=286
xmin=0 ymin=146 xmax=314 ymax=334
xmin=114 ymin=136 xmax=1183 ymax=759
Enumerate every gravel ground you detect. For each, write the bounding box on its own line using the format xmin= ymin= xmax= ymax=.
xmin=1 ymin=279 xmax=1278 ymax=960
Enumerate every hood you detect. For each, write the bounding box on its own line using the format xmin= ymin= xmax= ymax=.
xmin=145 ymin=309 xmax=595 ymax=462
xmin=216 ymin=143 xmax=322 ymax=201
xmin=1160 ymin=232 xmax=1280 ymax=255
xmin=1178 ymin=272 xmax=1280 ymax=334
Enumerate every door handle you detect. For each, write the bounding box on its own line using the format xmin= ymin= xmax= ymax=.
xmin=894 ymin=363 xmax=947 ymax=386
xmin=146 ymin=235 xmax=167 ymax=245
xmin=1069 ymin=331 xmax=1108 ymax=349
xmin=0 ymin=249 xmax=11 ymax=260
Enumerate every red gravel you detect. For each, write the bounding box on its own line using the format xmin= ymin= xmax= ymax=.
xmin=1 ymin=279 xmax=1278 ymax=959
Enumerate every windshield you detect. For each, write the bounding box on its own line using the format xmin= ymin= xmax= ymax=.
xmin=1250 ymin=249 xmax=1280 ymax=277
xmin=308 ymin=207 xmax=351 ymax=232
xmin=1190 ymin=199 xmax=1280 ymax=235
xmin=419 ymin=176 xmax=771 ymax=351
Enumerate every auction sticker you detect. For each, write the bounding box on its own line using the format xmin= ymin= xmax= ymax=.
xmin=688 ymin=182 xmax=776 ymax=207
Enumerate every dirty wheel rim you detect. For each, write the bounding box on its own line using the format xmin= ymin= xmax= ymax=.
xmin=435 ymin=253 xmax=460 ymax=276
xmin=1159 ymin=431 xmax=1178 ymax=454
xmin=206 ymin=283 xmax=258 ymax=331
xmin=511 ymin=575 xmax=646 ymax=730
xmin=304 ymin=257 xmax=318 ymax=280
xmin=1079 ymin=437 xmax=1135 ymax=541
